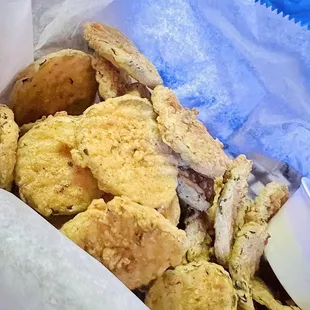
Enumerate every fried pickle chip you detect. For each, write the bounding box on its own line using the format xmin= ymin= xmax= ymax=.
xmin=11 ymin=49 xmax=97 ymax=125
xmin=245 ymin=182 xmax=289 ymax=224
xmin=229 ymin=222 xmax=270 ymax=310
xmin=151 ymin=86 xmax=231 ymax=179
xmin=0 ymin=105 xmax=19 ymax=190
xmin=252 ymin=278 xmax=300 ymax=310
xmin=91 ymin=52 xmax=131 ymax=100
xmin=214 ymin=155 xmax=252 ymax=267
xmin=61 ymin=197 xmax=188 ymax=289
xmin=71 ymin=95 xmax=178 ymax=210
xmin=145 ymin=261 xmax=237 ymax=310
xmin=84 ymin=22 xmax=162 ymax=88
xmin=15 ymin=113 xmax=102 ymax=217
xmin=184 ymin=212 xmax=212 ymax=263
xmin=157 ymin=195 xmax=181 ymax=226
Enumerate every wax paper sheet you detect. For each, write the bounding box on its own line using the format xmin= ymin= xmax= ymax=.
xmin=0 ymin=190 xmax=148 ymax=310
xmin=29 ymin=0 xmax=310 ymax=177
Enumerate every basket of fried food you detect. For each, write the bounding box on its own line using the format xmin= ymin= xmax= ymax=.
xmin=0 ymin=21 xmax=299 ymax=310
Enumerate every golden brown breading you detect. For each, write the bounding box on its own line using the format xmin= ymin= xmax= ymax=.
xmin=234 ymin=197 xmax=253 ymax=238
xmin=145 ymin=261 xmax=237 ymax=310
xmin=245 ymin=182 xmax=289 ymax=224
xmin=15 ymin=113 xmax=102 ymax=217
xmin=84 ymin=22 xmax=162 ymax=88
xmin=71 ymin=95 xmax=178 ymax=210
xmin=11 ymin=49 xmax=97 ymax=125
xmin=214 ymin=155 xmax=252 ymax=267
xmin=229 ymin=222 xmax=270 ymax=310
xmin=91 ymin=52 xmax=131 ymax=100
xmin=157 ymin=195 xmax=180 ymax=226
xmin=61 ymin=197 xmax=188 ymax=289
xmin=151 ymin=86 xmax=231 ymax=179
xmin=0 ymin=104 xmax=19 ymax=190
xmin=125 ymin=82 xmax=151 ymax=100
xmin=252 ymin=278 xmax=300 ymax=310
xmin=184 ymin=212 xmax=212 ymax=262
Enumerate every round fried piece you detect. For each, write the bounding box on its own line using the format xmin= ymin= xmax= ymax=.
xmin=11 ymin=49 xmax=97 ymax=125
xmin=151 ymin=86 xmax=231 ymax=179
xmin=15 ymin=113 xmax=102 ymax=217
xmin=84 ymin=22 xmax=162 ymax=88
xmin=71 ymin=95 xmax=178 ymax=210
xmin=145 ymin=260 xmax=237 ymax=310
xmin=0 ymin=105 xmax=19 ymax=190
xmin=61 ymin=197 xmax=188 ymax=289
xmin=91 ymin=52 xmax=131 ymax=100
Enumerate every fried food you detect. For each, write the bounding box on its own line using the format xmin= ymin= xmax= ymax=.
xmin=157 ymin=195 xmax=181 ymax=226
xmin=0 ymin=104 xmax=19 ymax=190
xmin=184 ymin=211 xmax=212 ymax=262
xmin=145 ymin=261 xmax=237 ymax=310
xmin=19 ymin=116 xmax=47 ymax=137
xmin=229 ymin=222 xmax=270 ymax=310
xmin=245 ymin=182 xmax=289 ymax=224
xmin=11 ymin=49 xmax=97 ymax=125
xmin=234 ymin=197 xmax=253 ymax=238
xmin=84 ymin=22 xmax=162 ymax=88
xmin=15 ymin=113 xmax=102 ymax=217
xmin=177 ymin=168 xmax=215 ymax=212
xmin=151 ymin=86 xmax=231 ymax=179
xmin=214 ymin=155 xmax=252 ymax=267
xmin=125 ymin=82 xmax=151 ymax=100
xmin=71 ymin=95 xmax=178 ymax=210
xmin=61 ymin=197 xmax=188 ymax=289
xmin=252 ymin=278 xmax=300 ymax=310
xmin=91 ymin=52 xmax=131 ymax=100
xmin=177 ymin=175 xmax=211 ymax=212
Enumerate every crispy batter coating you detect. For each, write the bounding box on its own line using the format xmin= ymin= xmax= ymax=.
xmin=214 ymin=155 xmax=252 ymax=267
xmin=252 ymin=278 xmax=300 ymax=310
xmin=234 ymin=198 xmax=253 ymax=238
xmin=151 ymin=86 xmax=231 ymax=179
xmin=157 ymin=195 xmax=181 ymax=226
xmin=61 ymin=197 xmax=188 ymax=289
xmin=245 ymin=182 xmax=289 ymax=224
xmin=11 ymin=49 xmax=97 ymax=125
xmin=145 ymin=261 xmax=237 ymax=310
xmin=184 ymin=212 xmax=212 ymax=262
xmin=0 ymin=104 xmax=19 ymax=190
xmin=84 ymin=22 xmax=162 ymax=88
xmin=15 ymin=113 xmax=102 ymax=217
xmin=71 ymin=95 xmax=178 ymax=210
xmin=229 ymin=222 xmax=270 ymax=310
xmin=91 ymin=52 xmax=131 ymax=100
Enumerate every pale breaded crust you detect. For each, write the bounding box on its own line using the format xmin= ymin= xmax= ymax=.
xmin=11 ymin=49 xmax=97 ymax=125
xmin=145 ymin=261 xmax=237 ymax=310
xmin=0 ymin=105 xmax=19 ymax=190
xmin=252 ymin=278 xmax=300 ymax=310
xmin=61 ymin=197 xmax=188 ymax=289
xmin=91 ymin=52 xmax=131 ymax=100
xmin=15 ymin=113 xmax=102 ymax=217
xmin=229 ymin=222 xmax=270 ymax=310
xmin=84 ymin=23 xmax=162 ymax=88
xmin=71 ymin=95 xmax=178 ymax=210
xmin=151 ymin=86 xmax=231 ymax=179
xmin=184 ymin=212 xmax=212 ymax=263
xmin=245 ymin=182 xmax=289 ymax=224
xmin=157 ymin=195 xmax=181 ymax=226
xmin=214 ymin=155 xmax=252 ymax=267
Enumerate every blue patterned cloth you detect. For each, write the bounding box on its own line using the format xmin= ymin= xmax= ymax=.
xmin=36 ymin=0 xmax=310 ymax=177
xmin=260 ymin=0 xmax=310 ymax=27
